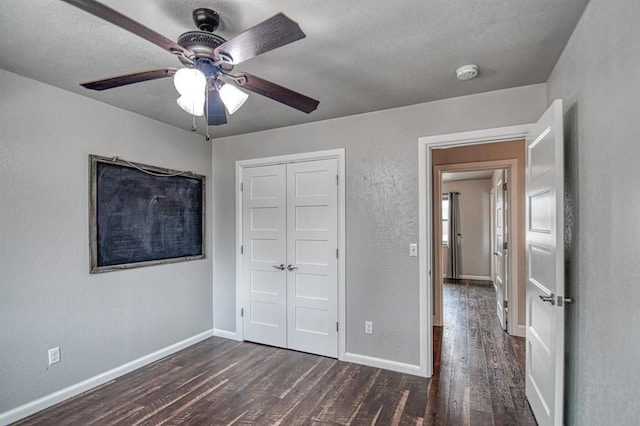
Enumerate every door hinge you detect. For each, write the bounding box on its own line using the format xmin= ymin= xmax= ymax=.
xmin=504 ymin=300 xmax=508 ymax=309
xmin=503 ymin=241 xmax=508 ymax=250
xmin=336 ymin=174 xmax=339 ymax=185
xmin=336 ymin=322 xmax=339 ymax=332
xmin=240 ymin=245 xmax=244 ymax=254
xmin=502 ymin=182 xmax=507 ymax=192
xmin=240 ymin=182 xmax=243 ymax=192
xmin=241 ymin=308 xmax=244 ymax=317
xmin=336 ymin=248 xmax=339 ymax=259
xmin=557 ymin=296 xmax=574 ymax=307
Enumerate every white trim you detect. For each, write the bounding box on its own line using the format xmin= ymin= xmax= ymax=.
xmin=345 ymin=352 xmax=422 ymax=377
xmin=460 ymin=274 xmax=492 ymax=281
xmin=514 ymin=324 xmax=525 ymax=338
xmin=419 ymin=124 xmax=532 ymax=146
xmin=442 ymin=275 xmax=492 ymax=281
xmin=235 ymin=149 xmax=347 ymax=361
xmin=0 ymin=330 xmax=214 ymax=426
xmin=418 ymin=124 xmax=532 ymax=379
xmin=418 ymin=135 xmax=432 ymax=378
xmin=213 ymin=328 xmax=241 ymax=341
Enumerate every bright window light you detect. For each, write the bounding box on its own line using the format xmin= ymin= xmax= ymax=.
xmin=219 ymin=83 xmax=249 ymax=114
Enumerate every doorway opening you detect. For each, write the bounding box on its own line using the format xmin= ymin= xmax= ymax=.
xmin=417 ymin=124 xmax=531 ymax=378
xmin=432 ymin=155 xmax=523 ymax=336
xmin=419 ymin=132 xmax=535 ymax=423
xmin=438 ymin=167 xmax=509 ymax=331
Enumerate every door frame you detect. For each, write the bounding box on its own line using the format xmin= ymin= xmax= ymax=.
xmin=235 ymin=148 xmax=346 ymax=361
xmin=418 ymin=124 xmax=531 ymax=377
xmin=433 ymin=160 xmax=517 ymax=332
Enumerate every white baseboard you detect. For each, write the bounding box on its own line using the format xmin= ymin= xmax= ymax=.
xmin=460 ymin=274 xmax=492 ymax=281
xmin=512 ymin=324 xmax=526 ymax=337
xmin=344 ymin=352 xmax=426 ymax=377
xmin=213 ymin=328 xmax=240 ymax=341
xmin=0 ymin=329 xmax=214 ymax=426
xmin=442 ymin=275 xmax=491 ymax=281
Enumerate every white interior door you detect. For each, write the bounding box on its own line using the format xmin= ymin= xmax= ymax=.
xmin=241 ymin=164 xmax=287 ymax=347
xmin=286 ymin=159 xmax=338 ymax=357
xmin=241 ymin=158 xmax=338 ymax=358
xmin=525 ymin=99 xmax=565 ymax=426
xmin=493 ymin=170 xmax=507 ymax=330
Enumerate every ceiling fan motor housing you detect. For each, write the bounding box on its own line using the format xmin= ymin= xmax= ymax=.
xmin=177 ymin=31 xmax=229 ymax=66
xmin=192 ymin=8 xmax=220 ymax=32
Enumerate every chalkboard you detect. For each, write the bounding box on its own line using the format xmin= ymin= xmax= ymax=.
xmin=89 ymin=155 xmax=205 ymax=273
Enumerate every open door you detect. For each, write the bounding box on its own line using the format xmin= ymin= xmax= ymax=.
xmin=525 ymin=99 xmax=567 ymax=426
xmin=493 ymin=170 xmax=508 ymax=330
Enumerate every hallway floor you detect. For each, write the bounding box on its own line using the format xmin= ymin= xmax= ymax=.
xmin=428 ymin=279 xmax=536 ymax=425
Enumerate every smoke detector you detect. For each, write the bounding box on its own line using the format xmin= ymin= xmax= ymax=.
xmin=456 ymin=64 xmax=479 ymax=81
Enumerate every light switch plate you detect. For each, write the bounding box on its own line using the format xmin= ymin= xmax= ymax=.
xmin=409 ymin=243 xmax=418 ymax=256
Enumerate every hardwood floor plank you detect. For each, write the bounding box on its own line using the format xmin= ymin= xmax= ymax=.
xmin=14 ymin=281 xmax=536 ymax=426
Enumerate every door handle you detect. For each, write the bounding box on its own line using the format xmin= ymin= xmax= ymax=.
xmin=272 ymin=264 xmax=286 ymax=270
xmin=493 ymin=252 xmax=500 ymax=256
xmin=287 ymin=264 xmax=298 ymax=271
xmin=539 ymin=293 xmax=555 ymax=305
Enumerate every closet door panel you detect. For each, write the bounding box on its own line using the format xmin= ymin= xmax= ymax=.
xmin=286 ymin=159 xmax=338 ymax=357
xmin=241 ymin=164 xmax=287 ymax=347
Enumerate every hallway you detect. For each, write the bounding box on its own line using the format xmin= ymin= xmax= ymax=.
xmin=427 ymin=279 xmax=536 ymax=425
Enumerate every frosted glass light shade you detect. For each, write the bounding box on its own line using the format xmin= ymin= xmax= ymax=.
xmin=174 ymin=68 xmax=206 ymax=97
xmin=177 ymin=95 xmax=205 ymax=116
xmin=219 ymin=83 xmax=249 ymax=114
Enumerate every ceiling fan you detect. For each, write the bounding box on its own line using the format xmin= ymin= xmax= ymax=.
xmin=60 ymin=0 xmax=319 ymax=131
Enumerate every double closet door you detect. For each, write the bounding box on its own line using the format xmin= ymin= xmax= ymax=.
xmin=241 ymin=158 xmax=338 ymax=358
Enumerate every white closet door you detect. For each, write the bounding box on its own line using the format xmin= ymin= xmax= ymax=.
xmin=241 ymin=164 xmax=287 ymax=347
xmin=285 ymin=159 xmax=338 ymax=357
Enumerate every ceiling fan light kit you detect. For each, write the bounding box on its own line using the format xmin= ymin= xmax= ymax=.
xmin=60 ymin=0 xmax=320 ymax=134
xmin=174 ymin=68 xmax=206 ymax=97
xmin=177 ymin=95 xmax=205 ymax=117
xmin=219 ymin=84 xmax=249 ymax=114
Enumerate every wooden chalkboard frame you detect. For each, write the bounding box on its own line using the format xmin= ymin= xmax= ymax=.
xmin=89 ymin=155 xmax=206 ymax=273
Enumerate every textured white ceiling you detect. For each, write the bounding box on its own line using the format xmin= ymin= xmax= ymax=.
xmin=0 ymin=0 xmax=589 ymax=138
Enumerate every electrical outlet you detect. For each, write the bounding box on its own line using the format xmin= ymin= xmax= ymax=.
xmin=409 ymin=243 xmax=418 ymax=257
xmin=365 ymin=321 xmax=373 ymax=334
xmin=48 ymin=347 xmax=60 ymax=365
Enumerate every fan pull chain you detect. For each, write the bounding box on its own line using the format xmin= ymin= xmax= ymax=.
xmin=191 ymin=113 xmax=197 ymax=132
xmin=205 ymin=80 xmax=211 ymax=141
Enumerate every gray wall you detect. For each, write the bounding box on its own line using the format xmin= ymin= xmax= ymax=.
xmin=0 ymin=70 xmax=213 ymax=413
xmin=442 ymin=179 xmax=493 ymax=278
xmin=213 ymin=84 xmax=546 ymax=365
xmin=547 ymin=0 xmax=640 ymax=424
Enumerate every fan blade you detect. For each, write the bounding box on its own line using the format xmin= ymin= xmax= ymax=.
xmin=81 ymin=68 xmax=178 ymax=91
xmin=214 ymin=13 xmax=305 ymax=65
xmin=233 ymin=73 xmax=319 ymax=113
xmin=60 ymin=0 xmax=191 ymax=58
xmin=207 ymin=88 xmax=227 ymax=126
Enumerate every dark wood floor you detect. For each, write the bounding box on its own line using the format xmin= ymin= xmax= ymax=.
xmin=15 ymin=280 xmax=535 ymax=425
xmin=432 ymin=279 xmax=536 ymax=425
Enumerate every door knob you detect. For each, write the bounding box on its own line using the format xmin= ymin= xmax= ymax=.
xmin=287 ymin=264 xmax=298 ymax=271
xmin=539 ymin=293 xmax=555 ymax=305
xmin=272 ymin=264 xmax=285 ymax=270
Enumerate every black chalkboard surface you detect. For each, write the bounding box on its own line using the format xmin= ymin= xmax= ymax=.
xmin=89 ymin=155 xmax=205 ymax=273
